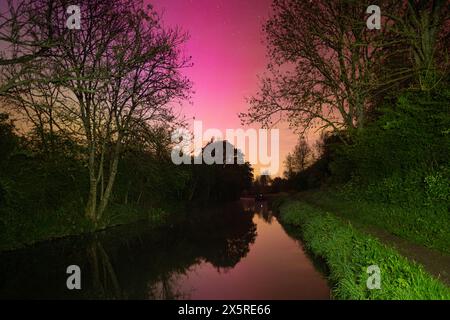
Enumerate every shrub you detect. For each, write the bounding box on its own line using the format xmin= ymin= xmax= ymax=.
xmin=334 ymin=90 xmax=450 ymax=205
xmin=424 ymin=167 xmax=450 ymax=203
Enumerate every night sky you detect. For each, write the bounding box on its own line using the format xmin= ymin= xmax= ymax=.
xmin=0 ymin=0 xmax=304 ymax=176
xmin=151 ymin=0 xmax=300 ymax=176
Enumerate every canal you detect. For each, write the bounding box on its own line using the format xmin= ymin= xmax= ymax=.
xmin=0 ymin=199 xmax=329 ymax=299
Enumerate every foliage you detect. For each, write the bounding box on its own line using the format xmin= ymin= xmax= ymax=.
xmin=0 ymin=113 xmax=17 ymax=163
xmin=280 ymin=201 xmax=450 ymax=299
xmin=270 ymin=193 xmax=290 ymax=211
xmin=187 ymin=140 xmax=254 ymax=204
xmin=284 ymin=137 xmax=313 ymax=179
xmin=1 ymin=0 xmax=193 ymax=221
xmin=332 ymin=90 xmax=450 ymax=206
xmin=0 ymin=117 xmax=256 ymax=250
xmin=240 ymin=0 xmax=450 ymax=135
xmin=424 ymin=167 xmax=450 ymax=203
xmin=0 ymin=117 xmax=190 ymax=251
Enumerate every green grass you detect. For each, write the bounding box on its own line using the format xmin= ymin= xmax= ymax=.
xmin=296 ymin=189 xmax=450 ymax=254
xmin=279 ymin=200 xmax=450 ymax=299
xmin=270 ymin=192 xmax=291 ymax=211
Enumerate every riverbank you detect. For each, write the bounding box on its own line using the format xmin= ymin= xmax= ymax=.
xmin=0 ymin=203 xmax=174 ymax=252
xmin=294 ymin=189 xmax=450 ymax=254
xmin=291 ymin=190 xmax=450 ymax=284
xmin=278 ymin=199 xmax=450 ymax=299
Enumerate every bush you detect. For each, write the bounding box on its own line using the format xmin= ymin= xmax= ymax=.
xmin=333 ymin=90 xmax=450 ymax=205
xmin=424 ymin=167 xmax=450 ymax=203
xmin=271 ymin=193 xmax=290 ymax=210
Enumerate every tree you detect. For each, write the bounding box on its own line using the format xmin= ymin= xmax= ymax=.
xmin=0 ymin=113 xmax=17 ymax=165
xmin=117 ymin=123 xmax=191 ymax=206
xmin=371 ymin=1 xmax=450 ymax=95
xmin=292 ymin=137 xmax=313 ymax=172
xmin=240 ymin=0 xmax=398 ymax=138
xmin=240 ymin=0 xmax=449 ymax=139
xmin=283 ymin=137 xmax=312 ymax=178
xmin=0 ymin=0 xmax=60 ymax=94
xmin=2 ymin=68 xmax=67 ymax=157
xmin=393 ymin=0 xmax=449 ymax=91
xmin=189 ymin=140 xmax=254 ymax=203
xmin=283 ymin=153 xmax=295 ymax=180
xmin=1 ymin=0 xmax=192 ymax=222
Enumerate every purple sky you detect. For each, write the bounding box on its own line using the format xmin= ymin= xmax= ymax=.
xmin=151 ymin=0 xmax=300 ymax=176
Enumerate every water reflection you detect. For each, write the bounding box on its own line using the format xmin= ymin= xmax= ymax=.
xmin=242 ymin=197 xmax=273 ymax=223
xmin=87 ymin=240 xmax=123 ymax=299
xmin=0 ymin=200 xmax=329 ymax=299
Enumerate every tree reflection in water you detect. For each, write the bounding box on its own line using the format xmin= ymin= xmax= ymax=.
xmin=87 ymin=240 xmax=123 ymax=299
xmin=242 ymin=197 xmax=273 ymax=224
xmin=0 ymin=201 xmax=257 ymax=299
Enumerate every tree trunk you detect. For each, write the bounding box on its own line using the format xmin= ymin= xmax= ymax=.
xmin=85 ymin=173 xmax=98 ymax=222
xmin=97 ymin=139 xmax=121 ymax=220
xmin=85 ymin=141 xmax=98 ymax=222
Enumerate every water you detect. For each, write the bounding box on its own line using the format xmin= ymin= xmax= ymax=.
xmin=0 ymin=199 xmax=330 ymax=299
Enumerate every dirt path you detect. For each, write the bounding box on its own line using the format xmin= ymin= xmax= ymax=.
xmin=357 ymin=223 xmax=450 ymax=286
xmin=296 ymin=196 xmax=450 ymax=286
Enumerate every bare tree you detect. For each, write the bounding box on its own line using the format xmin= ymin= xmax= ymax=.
xmin=240 ymin=0 xmax=449 ymax=140
xmin=91 ymin=4 xmax=192 ymax=219
xmin=2 ymin=0 xmax=192 ymax=222
xmin=283 ymin=137 xmax=312 ymax=178
xmin=2 ymin=61 xmax=69 ymax=155
xmin=240 ymin=0 xmax=396 ymax=138
xmin=283 ymin=153 xmax=295 ymax=179
xmin=0 ymin=0 xmax=60 ymax=94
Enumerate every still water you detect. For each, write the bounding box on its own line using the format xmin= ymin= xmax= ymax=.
xmin=0 ymin=199 xmax=330 ymax=299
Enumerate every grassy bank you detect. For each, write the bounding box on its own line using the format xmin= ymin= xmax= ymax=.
xmin=0 ymin=204 xmax=172 ymax=252
xmin=295 ymin=189 xmax=450 ymax=254
xmin=279 ymin=200 xmax=450 ymax=299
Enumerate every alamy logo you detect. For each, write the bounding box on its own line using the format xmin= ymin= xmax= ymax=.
xmin=66 ymin=5 xmax=81 ymax=30
xmin=66 ymin=265 xmax=81 ymax=290
xmin=171 ymin=120 xmax=280 ymax=176
xmin=366 ymin=5 xmax=381 ymax=30
xmin=366 ymin=265 xmax=381 ymax=289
